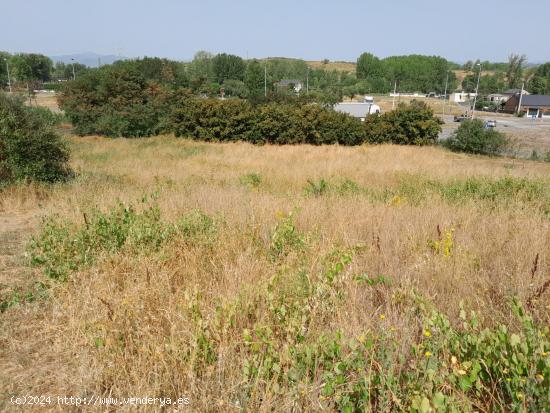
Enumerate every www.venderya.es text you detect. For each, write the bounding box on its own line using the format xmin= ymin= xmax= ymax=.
xmin=10 ymin=395 xmax=191 ymax=407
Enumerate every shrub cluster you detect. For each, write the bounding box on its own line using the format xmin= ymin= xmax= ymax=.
xmin=59 ymin=67 xmax=443 ymax=145
xmin=0 ymin=93 xmax=70 ymax=183
xmin=169 ymin=98 xmax=367 ymax=145
xmin=444 ymin=119 xmax=509 ymax=155
xmin=57 ymin=66 xmax=176 ymax=137
xmin=364 ymin=100 xmax=443 ymax=145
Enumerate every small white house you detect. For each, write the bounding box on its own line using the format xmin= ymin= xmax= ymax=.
xmin=275 ymin=79 xmax=303 ymax=93
xmin=334 ymin=96 xmax=380 ymax=121
xmin=487 ymin=93 xmax=507 ymax=103
xmin=449 ymin=92 xmax=477 ymax=103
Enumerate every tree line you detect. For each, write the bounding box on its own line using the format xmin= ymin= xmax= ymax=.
xmin=2 ymin=50 xmax=550 ymax=98
xmin=56 ymin=61 xmax=443 ymax=143
xmin=355 ymin=53 xmax=459 ymax=94
xmin=460 ymin=54 xmax=550 ymax=96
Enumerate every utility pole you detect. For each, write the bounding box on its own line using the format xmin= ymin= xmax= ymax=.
xmin=392 ymin=81 xmax=397 ymax=110
xmin=26 ymin=83 xmax=32 ymax=105
xmin=517 ymin=81 xmax=525 ymax=116
xmin=4 ymin=58 xmax=12 ymax=93
xmin=442 ymin=72 xmax=449 ymax=115
xmin=471 ymin=63 xmax=482 ymax=118
xmin=306 ymin=66 xmax=309 ymax=95
xmin=264 ymin=62 xmax=267 ymax=97
xmin=71 ymin=58 xmax=76 ymax=80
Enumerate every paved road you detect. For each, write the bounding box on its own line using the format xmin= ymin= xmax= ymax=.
xmin=438 ymin=115 xmax=550 ymax=155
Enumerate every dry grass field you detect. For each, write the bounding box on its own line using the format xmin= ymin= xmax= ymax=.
xmin=307 ymin=61 xmax=356 ymax=73
xmin=30 ymin=93 xmax=62 ymax=113
xmin=1 ymin=136 xmax=550 ymax=412
xmin=371 ymin=96 xmax=466 ymax=116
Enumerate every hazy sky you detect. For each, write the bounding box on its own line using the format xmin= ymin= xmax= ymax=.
xmin=2 ymin=0 xmax=549 ymax=63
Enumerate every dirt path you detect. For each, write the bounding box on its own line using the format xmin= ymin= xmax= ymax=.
xmin=0 ymin=212 xmax=37 ymax=299
xmin=0 ymin=212 xmax=87 ymax=412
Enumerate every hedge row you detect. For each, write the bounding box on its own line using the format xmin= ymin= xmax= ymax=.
xmin=169 ymin=98 xmax=442 ymax=146
xmin=58 ymin=67 xmax=443 ymax=145
xmin=169 ymin=98 xmax=367 ymax=145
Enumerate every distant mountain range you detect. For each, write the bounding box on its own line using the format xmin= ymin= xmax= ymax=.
xmin=49 ymin=52 xmax=128 ymax=67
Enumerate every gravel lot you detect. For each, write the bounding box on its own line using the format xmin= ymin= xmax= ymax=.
xmin=440 ymin=114 xmax=550 ymax=158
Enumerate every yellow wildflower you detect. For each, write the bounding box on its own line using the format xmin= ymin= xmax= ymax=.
xmin=425 ymin=351 xmax=432 ymax=358
xmin=424 ymin=330 xmax=431 ymax=337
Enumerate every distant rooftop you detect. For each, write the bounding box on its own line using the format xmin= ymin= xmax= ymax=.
xmin=520 ymin=95 xmax=550 ymax=106
xmin=334 ymin=102 xmax=379 ymax=118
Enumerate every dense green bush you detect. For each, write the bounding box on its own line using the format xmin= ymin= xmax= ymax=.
xmin=0 ymin=94 xmax=70 ymax=183
xmin=170 ymin=97 xmax=258 ymax=142
xmin=169 ymin=97 xmax=366 ymax=145
xmin=444 ymin=119 xmax=509 ymax=155
xmin=26 ymin=105 xmax=65 ymax=127
xmin=364 ymin=100 xmax=443 ymax=145
xmin=58 ymin=66 xmax=177 ymax=137
xmin=58 ymin=66 xmax=445 ymax=146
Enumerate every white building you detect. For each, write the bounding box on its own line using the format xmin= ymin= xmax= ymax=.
xmin=334 ymin=96 xmax=381 ymax=121
xmin=449 ymin=92 xmax=477 ymax=103
xmin=275 ymin=79 xmax=303 ymax=93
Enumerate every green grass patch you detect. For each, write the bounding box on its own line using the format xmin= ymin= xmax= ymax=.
xmin=28 ymin=200 xmax=216 ymax=281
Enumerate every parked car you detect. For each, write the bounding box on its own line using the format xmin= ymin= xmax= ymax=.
xmin=454 ymin=114 xmax=470 ymax=122
xmin=485 ymin=120 xmax=497 ymax=128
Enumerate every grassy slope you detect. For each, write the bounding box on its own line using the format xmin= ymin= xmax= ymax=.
xmin=1 ymin=137 xmax=549 ymax=411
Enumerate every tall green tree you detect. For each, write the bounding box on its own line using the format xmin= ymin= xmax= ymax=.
xmin=356 ymin=53 xmax=385 ymax=80
xmin=266 ymin=58 xmax=308 ymax=82
xmin=10 ymin=53 xmax=53 ymax=82
xmin=506 ymin=54 xmax=527 ymax=89
xmin=211 ymin=53 xmax=245 ymax=83
xmin=52 ymin=61 xmax=88 ymax=81
xmin=188 ymin=51 xmax=213 ymax=81
xmin=111 ymin=57 xmax=188 ymax=88
xmin=384 ymin=55 xmax=456 ymax=94
xmin=355 ymin=52 xmax=456 ymax=94
xmin=527 ymin=63 xmax=550 ymax=94
xmin=0 ymin=51 xmax=11 ymax=88
xmin=245 ymin=59 xmax=265 ymax=97
xmin=462 ymin=72 xmax=506 ymax=94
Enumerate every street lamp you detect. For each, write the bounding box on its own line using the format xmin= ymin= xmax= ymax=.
xmin=71 ymin=58 xmax=76 ymax=80
xmin=2 ymin=57 xmax=12 ymax=93
xmin=442 ymin=71 xmax=449 ymax=115
xmin=471 ymin=63 xmax=482 ymax=118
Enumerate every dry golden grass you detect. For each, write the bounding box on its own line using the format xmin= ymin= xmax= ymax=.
xmin=29 ymin=92 xmax=61 ymax=112
xmin=306 ymin=60 xmax=356 ymax=73
xmin=1 ymin=137 xmax=549 ymax=411
xmin=372 ymin=96 xmax=466 ymax=116
xmin=453 ymin=70 xmax=497 ymax=83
